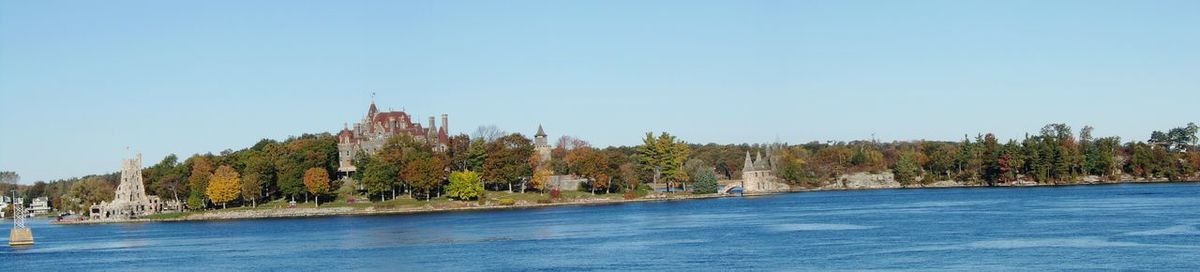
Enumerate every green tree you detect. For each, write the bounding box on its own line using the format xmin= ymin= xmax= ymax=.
xmin=466 ymin=138 xmax=488 ymax=172
xmin=405 ymin=155 xmax=446 ymax=200
xmin=274 ymin=133 xmax=338 ymax=203
xmin=360 ymin=157 xmax=397 ymax=201
xmin=240 ymin=151 xmax=272 ymax=207
xmin=446 ymin=170 xmax=484 ymax=201
xmin=483 ymin=133 xmax=533 ymax=192
xmin=187 ymin=155 xmax=214 ymax=209
xmin=893 ymin=151 xmax=922 ymax=186
xmin=64 ymin=176 xmax=114 ymax=214
xmin=691 ymin=170 xmax=719 ymax=194
xmin=1090 ymin=136 xmax=1121 ymax=178
xmin=634 ymin=132 xmax=689 ymax=192
xmin=981 ymin=133 xmax=1003 ymax=186
xmin=925 ymin=144 xmax=957 ymax=181
xmin=146 ymin=154 xmax=187 ymax=203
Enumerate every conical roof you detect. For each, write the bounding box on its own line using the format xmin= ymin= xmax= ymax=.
xmin=535 ymin=125 xmax=547 ymax=137
xmin=743 ymin=151 xmax=755 ymax=172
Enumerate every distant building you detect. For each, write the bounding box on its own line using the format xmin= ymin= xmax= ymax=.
xmin=90 ymin=154 xmax=182 ymax=220
xmin=28 ymin=197 xmax=51 ymax=215
xmin=534 ymin=125 xmax=551 ymax=164
xmin=0 ymin=196 xmax=10 ymax=217
xmin=734 ymin=151 xmax=789 ymax=193
xmin=337 ymin=100 xmax=450 ymax=175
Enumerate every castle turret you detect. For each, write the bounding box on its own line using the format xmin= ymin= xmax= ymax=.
xmin=441 ymin=114 xmax=449 ymax=135
xmin=367 ymin=101 xmax=378 ymax=119
xmin=534 ymin=125 xmax=551 ymax=163
xmin=753 ymin=152 xmax=768 ymax=171
xmin=743 ymin=151 xmax=755 ymax=172
xmin=427 ymin=116 xmax=437 ymax=140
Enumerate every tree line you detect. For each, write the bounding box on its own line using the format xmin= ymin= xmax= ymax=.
xmin=4 ymin=122 xmax=1198 ymax=215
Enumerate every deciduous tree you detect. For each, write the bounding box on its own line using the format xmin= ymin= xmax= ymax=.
xmin=206 ymin=165 xmax=241 ymax=209
xmin=303 ymin=167 xmax=331 ymax=207
xmin=187 ymin=155 xmax=214 ymax=209
xmin=447 ymin=170 xmax=484 ymax=200
xmin=405 ymin=155 xmax=446 ymax=200
xmin=484 ymin=133 xmax=533 ymax=192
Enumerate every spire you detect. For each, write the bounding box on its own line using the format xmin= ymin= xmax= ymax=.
xmin=754 ymin=151 xmax=768 ymax=171
xmin=535 ymin=125 xmax=547 ymax=138
xmin=743 ymin=151 xmax=754 ymax=172
xmin=367 ymin=99 xmax=379 ymax=118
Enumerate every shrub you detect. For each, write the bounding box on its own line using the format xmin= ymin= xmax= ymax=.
xmin=498 ymin=198 xmax=516 ymax=206
xmin=691 ymin=171 xmax=719 ymax=194
xmin=623 ymin=191 xmax=637 ymax=200
xmin=549 ymin=187 xmax=561 ymax=200
xmin=536 ymin=198 xmax=553 ymax=204
xmin=636 ymin=183 xmax=653 ymax=197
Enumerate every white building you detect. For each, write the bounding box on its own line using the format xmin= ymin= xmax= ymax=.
xmin=29 ymin=196 xmax=51 ymax=215
xmin=0 ymin=196 xmax=10 ymax=217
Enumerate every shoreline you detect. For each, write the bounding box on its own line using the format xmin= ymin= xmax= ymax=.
xmin=54 ymin=179 xmax=1197 ymax=225
xmin=54 ymin=193 xmax=731 ymax=225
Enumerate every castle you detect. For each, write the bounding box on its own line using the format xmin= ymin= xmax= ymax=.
xmin=732 ymin=151 xmax=789 ymax=194
xmin=337 ymin=100 xmax=450 ymax=174
xmin=90 ymin=154 xmax=180 ymax=220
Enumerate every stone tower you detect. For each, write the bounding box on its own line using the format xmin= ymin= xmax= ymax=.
xmin=534 ymin=125 xmax=551 ymax=163
xmin=91 ymin=153 xmax=156 ymax=220
xmin=114 ymin=154 xmax=150 ymax=205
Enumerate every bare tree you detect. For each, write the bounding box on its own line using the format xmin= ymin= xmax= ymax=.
xmin=473 ymin=125 xmax=506 ymax=143
xmin=556 ymin=135 xmax=589 ymax=150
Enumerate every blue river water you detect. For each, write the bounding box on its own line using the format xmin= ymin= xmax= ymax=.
xmin=4 ymin=182 xmax=1200 ymax=271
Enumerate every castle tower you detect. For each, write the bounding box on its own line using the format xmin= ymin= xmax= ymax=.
xmin=367 ymin=101 xmax=379 ymax=119
xmin=754 ymin=152 xmax=768 ymax=171
xmin=743 ymin=151 xmax=755 ymax=173
xmin=427 ymin=116 xmax=437 ymax=140
xmin=534 ymin=125 xmax=551 ymax=163
xmin=441 ymin=114 xmax=449 ymax=135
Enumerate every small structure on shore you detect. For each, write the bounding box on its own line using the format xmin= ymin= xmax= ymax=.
xmin=9 ymin=194 xmax=33 ymax=246
xmin=89 ymin=154 xmax=181 ymax=220
xmin=725 ymin=151 xmax=789 ymax=194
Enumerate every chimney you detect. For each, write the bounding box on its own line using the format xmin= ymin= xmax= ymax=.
xmin=441 ymin=114 xmax=448 ymax=134
xmin=428 ymin=116 xmax=437 ymax=136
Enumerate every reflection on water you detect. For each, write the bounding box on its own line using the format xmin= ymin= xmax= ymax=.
xmin=4 ymin=183 xmax=1200 ymax=271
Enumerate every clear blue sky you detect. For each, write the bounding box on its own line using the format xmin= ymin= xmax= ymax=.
xmin=2 ymin=1 xmax=1198 ymax=182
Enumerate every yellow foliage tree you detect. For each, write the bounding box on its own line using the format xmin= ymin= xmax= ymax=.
xmin=303 ymin=167 xmax=331 ymax=207
xmin=206 ymin=165 xmax=241 ymax=209
xmin=531 ymin=167 xmax=552 ymax=193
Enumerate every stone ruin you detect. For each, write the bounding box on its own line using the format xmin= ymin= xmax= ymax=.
xmin=89 ymin=154 xmax=182 ymax=220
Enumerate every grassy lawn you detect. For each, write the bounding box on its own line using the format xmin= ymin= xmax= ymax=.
xmin=141 ymin=189 xmax=634 ymax=219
